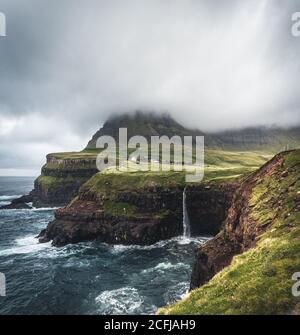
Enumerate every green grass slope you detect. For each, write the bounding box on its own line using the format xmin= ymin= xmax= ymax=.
xmin=159 ymin=150 xmax=300 ymax=315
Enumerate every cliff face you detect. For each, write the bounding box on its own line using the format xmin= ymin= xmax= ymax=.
xmin=29 ymin=112 xmax=210 ymax=208
xmin=38 ymin=171 xmax=237 ymax=246
xmin=190 ymin=152 xmax=286 ymax=289
xmin=186 ymin=183 xmax=237 ymax=236
xmin=32 ymin=154 xmax=99 ymax=207
xmin=159 ymin=149 xmax=300 ymax=315
xmin=5 ymin=112 xmax=298 ymax=210
xmin=26 ymin=113 xmax=300 ymax=208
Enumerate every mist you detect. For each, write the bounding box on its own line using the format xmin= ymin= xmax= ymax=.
xmin=0 ymin=0 xmax=300 ymax=174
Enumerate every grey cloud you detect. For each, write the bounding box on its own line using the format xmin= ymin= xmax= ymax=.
xmin=0 ymin=0 xmax=300 ymax=173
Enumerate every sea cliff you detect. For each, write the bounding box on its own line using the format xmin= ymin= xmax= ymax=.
xmin=39 ymin=171 xmax=237 ymax=246
xmin=159 ymin=149 xmax=300 ymax=315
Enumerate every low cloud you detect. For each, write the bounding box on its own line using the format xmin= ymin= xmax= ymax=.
xmin=0 ymin=0 xmax=300 ymax=174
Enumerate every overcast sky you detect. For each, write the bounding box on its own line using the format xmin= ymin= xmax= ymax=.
xmin=0 ymin=0 xmax=300 ymax=175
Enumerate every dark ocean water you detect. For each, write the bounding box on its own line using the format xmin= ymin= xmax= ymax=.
xmin=0 ymin=177 xmax=208 ymax=315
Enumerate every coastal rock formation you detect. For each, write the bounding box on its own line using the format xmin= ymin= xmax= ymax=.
xmin=186 ymin=183 xmax=237 ymax=236
xmin=31 ymin=154 xmax=99 ymax=207
xmin=4 ymin=112 xmax=300 ymax=211
xmin=190 ymin=152 xmax=286 ymax=289
xmin=4 ymin=112 xmax=299 ymax=209
xmin=159 ymin=149 xmax=300 ymax=315
xmin=38 ymin=172 xmax=184 ymax=246
xmin=38 ymin=171 xmax=237 ymax=247
xmin=0 ymin=194 xmax=33 ymax=210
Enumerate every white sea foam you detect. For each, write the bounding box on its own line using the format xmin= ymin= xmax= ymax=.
xmin=142 ymin=261 xmax=189 ymax=274
xmin=0 ymin=195 xmax=22 ymax=201
xmin=163 ymin=281 xmax=190 ymax=304
xmin=110 ymin=237 xmax=181 ymax=254
xmin=95 ymin=287 xmax=144 ymax=315
xmin=110 ymin=236 xmax=211 ymax=254
xmin=177 ymin=235 xmax=211 ymax=245
xmin=31 ymin=207 xmax=60 ymax=212
xmin=177 ymin=237 xmax=192 ymax=245
xmin=0 ymin=235 xmax=51 ymax=256
xmin=36 ymin=241 xmax=94 ymax=259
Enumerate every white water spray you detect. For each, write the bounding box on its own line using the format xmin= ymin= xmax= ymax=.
xmin=183 ymin=187 xmax=191 ymax=238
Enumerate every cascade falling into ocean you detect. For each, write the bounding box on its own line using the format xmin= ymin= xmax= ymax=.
xmin=183 ymin=187 xmax=191 ymax=238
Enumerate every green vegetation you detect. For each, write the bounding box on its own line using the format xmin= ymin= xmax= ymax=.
xmin=159 ymin=150 xmax=300 ymax=315
xmin=102 ymin=200 xmax=172 ymax=219
xmin=35 ymin=175 xmax=89 ymax=196
xmin=36 ymin=175 xmax=85 ymax=187
xmin=103 ymin=200 xmax=138 ymax=217
xmin=84 ymin=171 xmax=187 ymax=198
xmin=45 ymin=148 xmax=272 ymax=185
xmin=205 ymin=149 xmax=271 ymax=168
xmin=48 ymin=149 xmax=101 ymax=160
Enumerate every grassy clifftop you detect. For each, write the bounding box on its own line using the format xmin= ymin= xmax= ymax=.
xmin=33 ymin=147 xmax=270 ymax=207
xmin=159 ymin=149 xmax=300 ymax=315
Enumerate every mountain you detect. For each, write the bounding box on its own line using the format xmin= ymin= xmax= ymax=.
xmin=2 ymin=111 xmax=300 ymax=209
xmin=85 ymin=111 xmax=209 ymax=149
xmin=211 ymin=126 xmax=300 ymax=152
xmin=85 ymin=111 xmax=300 ymax=152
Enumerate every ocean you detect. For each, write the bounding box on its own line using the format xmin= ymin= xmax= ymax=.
xmin=0 ymin=176 xmax=208 ymax=315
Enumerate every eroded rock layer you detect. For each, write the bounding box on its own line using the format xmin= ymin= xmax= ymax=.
xmin=39 ymin=172 xmax=237 ymax=246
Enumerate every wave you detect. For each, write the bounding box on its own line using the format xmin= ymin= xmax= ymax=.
xmin=0 ymin=206 xmax=59 ymax=213
xmin=177 ymin=236 xmax=211 ymax=245
xmin=0 ymin=235 xmax=51 ymax=257
xmin=141 ymin=261 xmax=189 ymax=274
xmin=110 ymin=237 xmax=183 ymax=254
xmin=0 ymin=195 xmax=22 ymax=201
xmin=110 ymin=236 xmax=211 ymax=254
xmin=36 ymin=241 xmax=95 ymax=260
xmin=95 ymin=287 xmax=144 ymax=315
xmin=31 ymin=207 xmax=60 ymax=212
xmin=163 ymin=281 xmax=190 ymax=304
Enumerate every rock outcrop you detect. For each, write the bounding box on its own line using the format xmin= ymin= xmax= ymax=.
xmin=31 ymin=154 xmax=99 ymax=207
xmin=186 ymin=183 xmax=237 ymax=236
xmin=38 ymin=171 xmax=237 ymax=247
xmin=159 ymin=149 xmax=300 ymax=315
xmin=0 ymin=194 xmax=33 ymax=209
xmin=190 ymin=152 xmax=285 ymax=289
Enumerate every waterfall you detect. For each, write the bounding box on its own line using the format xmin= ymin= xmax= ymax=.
xmin=183 ymin=187 xmax=191 ymax=238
